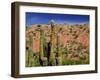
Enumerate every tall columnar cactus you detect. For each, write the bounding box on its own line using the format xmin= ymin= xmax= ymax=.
xmin=49 ymin=20 xmax=56 ymax=66
xmin=38 ymin=25 xmax=47 ymax=66
xmin=56 ymin=28 xmax=62 ymax=65
xmin=26 ymin=34 xmax=34 ymax=67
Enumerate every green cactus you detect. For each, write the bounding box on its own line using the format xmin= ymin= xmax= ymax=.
xmin=56 ymin=32 xmax=62 ymax=65
xmin=40 ymin=29 xmax=44 ymax=58
xmin=48 ymin=20 xmax=56 ymax=66
xmin=26 ymin=34 xmax=35 ymax=67
xmin=39 ymin=26 xmax=48 ymax=66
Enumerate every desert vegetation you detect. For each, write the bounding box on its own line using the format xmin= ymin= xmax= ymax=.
xmin=25 ymin=20 xmax=90 ymax=67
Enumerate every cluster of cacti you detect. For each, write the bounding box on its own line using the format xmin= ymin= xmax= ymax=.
xmin=38 ymin=20 xmax=63 ymax=66
xmin=25 ymin=20 xmax=90 ymax=67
